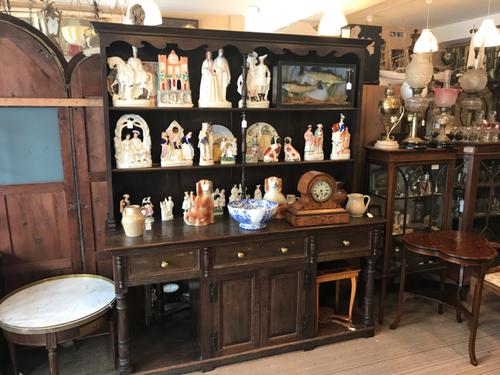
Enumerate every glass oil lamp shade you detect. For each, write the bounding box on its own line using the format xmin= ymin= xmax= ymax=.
xmin=375 ymin=85 xmax=405 ymax=149
xmin=405 ymin=53 xmax=433 ymax=89
xmin=460 ymin=95 xmax=485 ymax=127
xmin=434 ymin=87 xmax=460 ymax=108
xmin=459 ymin=68 xmax=488 ymax=94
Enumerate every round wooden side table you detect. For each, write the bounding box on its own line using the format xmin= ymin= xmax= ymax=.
xmin=0 ymin=274 xmax=116 ymax=375
xmin=390 ymin=230 xmax=496 ymax=366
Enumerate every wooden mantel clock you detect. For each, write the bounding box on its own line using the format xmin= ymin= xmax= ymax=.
xmin=285 ymin=171 xmax=350 ymax=227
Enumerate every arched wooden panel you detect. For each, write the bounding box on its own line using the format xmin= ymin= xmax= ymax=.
xmin=0 ymin=14 xmax=67 ymax=98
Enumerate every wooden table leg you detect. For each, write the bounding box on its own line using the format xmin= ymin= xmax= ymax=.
xmin=390 ymin=244 xmax=407 ymax=330
xmin=315 ymin=281 xmax=319 ymax=334
xmin=468 ymin=264 xmax=487 ymax=366
xmin=456 ymin=265 xmax=464 ymax=323
xmin=348 ymin=276 xmax=357 ymax=323
xmin=6 ymin=339 xmax=18 ymax=375
xmin=109 ymin=310 xmax=118 ymax=370
xmin=438 ymin=267 xmax=445 ymax=315
xmin=46 ymin=333 xmax=58 ymax=375
xmin=117 ymin=291 xmax=132 ymax=374
xmin=363 ymin=252 xmax=375 ymax=327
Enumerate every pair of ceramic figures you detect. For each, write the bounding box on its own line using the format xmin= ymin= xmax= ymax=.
xmin=304 ymin=114 xmax=351 ymax=161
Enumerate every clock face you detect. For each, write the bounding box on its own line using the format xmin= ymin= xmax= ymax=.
xmin=311 ymin=179 xmax=333 ymax=203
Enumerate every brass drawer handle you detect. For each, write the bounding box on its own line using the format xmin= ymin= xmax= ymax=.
xmin=342 ymin=240 xmax=351 ymax=247
xmin=160 ymin=261 xmax=169 ymax=269
xmin=237 ymin=251 xmax=246 ymax=259
xmin=281 ymin=247 xmax=289 ymax=254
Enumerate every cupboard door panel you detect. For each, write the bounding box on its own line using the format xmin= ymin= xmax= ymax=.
xmin=212 ymin=272 xmax=260 ymax=356
xmin=261 ymin=265 xmax=307 ymax=346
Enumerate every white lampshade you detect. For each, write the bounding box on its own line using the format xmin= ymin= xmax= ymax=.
xmin=414 ymin=29 xmax=438 ymax=53
xmin=123 ymin=0 xmax=162 ymax=26
xmin=318 ymin=4 xmax=347 ymax=37
xmin=472 ymin=18 xmax=500 ymax=47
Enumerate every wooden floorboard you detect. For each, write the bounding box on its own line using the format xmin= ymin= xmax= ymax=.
xmin=3 ymin=292 xmax=499 ymax=375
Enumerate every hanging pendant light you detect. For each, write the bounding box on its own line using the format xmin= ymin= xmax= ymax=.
xmin=318 ymin=2 xmax=347 ymax=37
xmin=414 ymin=0 xmax=438 ymax=53
xmin=473 ymin=0 xmax=500 ymax=47
xmin=123 ymin=0 xmax=162 ymax=26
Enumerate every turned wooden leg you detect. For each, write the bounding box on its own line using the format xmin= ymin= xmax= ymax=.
xmin=7 ymin=339 xmax=18 ymax=375
xmin=363 ymin=253 xmax=376 ymax=327
xmin=438 ymin=267 xmax=445 ymax=315
xmin=456 ymin=265 xmax=465 ymax=323
xmin=117 ymin=291 xmax=132 ymax=374
xmin=315 ymin=282 xmax=320 ymax=334
xmin=390 ymin=245 xmax=407 ymax=330
xmin=378 ymin=276 xmax=388 ymax=324
xmin=348 ymin=276 xmax=357 ymax=324
xmin=46 ymin=333 xmax=58 ymax=375
xmin=335 ymin=281 xmax=340 ymax=312
xmin=468 ymin=264 xmax=487 ymax=366
xmin=144 ymin=284 xmax=152 ymax=328
xmin=109 ymin=310 xmax=118 ymax=370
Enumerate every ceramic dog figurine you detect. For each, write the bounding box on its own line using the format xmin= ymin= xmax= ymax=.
xmin=263 ymin=176 xmax=287 ymax=219
xmin=184 ymin=179 xmax=215 ymax=226
xmin=263 ymin=136 xmax=281 ymax=163
xmin=283 ymin=136 xmax=301 ymax=162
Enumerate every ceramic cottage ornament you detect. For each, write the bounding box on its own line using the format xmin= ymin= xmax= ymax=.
xmin=220 ymin=137 xmax=238 ymax=164
xmin=160 ymin=196 xmax=174 ymax=221
xmin=330 ymin=113 xmax=351 ymax=160
xmin=198 ymin=122 xmax=214 ymax=166
xmin=263 ymin=136 xmax=281 ymax=163
xmin=157 ymin=50 xmax=193 ymax=107
xmin=114 ymin=114 xmax=152 ymax=169
xmin=283 ymin=137 xmax=301 ymax=162
xmin=184 ymin=179 xmax=215 ymax=226
xmin=160 ymin=121 xmax=194 ymax=167
xmin=107 ymin=47 xmax=153 ymax=107
xmin=237 ymin=51 xmax=271 ymax=108
xmin=263 ymin=176 xmax=287 ymax=219
xmin=304 ymin=124 xmax=324 ymax=161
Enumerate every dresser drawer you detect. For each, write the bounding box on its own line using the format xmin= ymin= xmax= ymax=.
xmin=316 ymin=230 xmax=371 ymax=260
xmin=213 ymin=237 xmax=306 ymax=269
xmin=127 ymin=248 xmax=200 ymax=282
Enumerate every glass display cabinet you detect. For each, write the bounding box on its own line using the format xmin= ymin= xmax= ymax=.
xmin=364 ymin=147 xmax=455 ymax=323
xmin=452 ymin=143 xmax=500 ymax=245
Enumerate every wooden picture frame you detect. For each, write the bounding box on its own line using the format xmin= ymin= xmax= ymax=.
xmin=272 ymin=61 xmax=357 ymax=108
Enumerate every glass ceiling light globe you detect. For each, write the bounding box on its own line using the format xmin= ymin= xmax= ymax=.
xmin=414 ymin=29 xmax=438 ymax=53
xmin=123 ymin=0 xmax=162 ymax=26
xmin=472 ymin=19 xmax=500 ymax=47
xmin=318 ymin=4 xmax=347 ymax=37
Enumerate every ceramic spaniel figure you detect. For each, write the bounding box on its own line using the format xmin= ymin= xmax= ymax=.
xmin=263 ymin=136 xmax=281 ymax=163
xmin=330 ymin=113 xmax=351 ymax=160
xmin=283 ymin=137 xmax=301 ymax=162
xmin=184 ymin=179 xmax=215 ymax=226
xmin=198 ymin=122 xmax=214 ymax=166
xmin=263 ymin=176 xmax=287 ymax=219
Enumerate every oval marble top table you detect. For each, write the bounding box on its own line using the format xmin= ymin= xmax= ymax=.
xmin=0 ymin=275 xmax=115 ymax=334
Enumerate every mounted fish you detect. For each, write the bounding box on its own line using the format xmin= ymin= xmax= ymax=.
xmin=273 ymin=62 xmax=356 ymax=107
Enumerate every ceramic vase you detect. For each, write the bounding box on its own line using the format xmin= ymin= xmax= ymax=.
xmin=121 ymin=205 xmax=145 ymax=237
xmin=405 ymin=53 xmax=433 ymax=89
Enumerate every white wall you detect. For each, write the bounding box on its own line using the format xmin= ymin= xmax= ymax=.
xmin=433 ymin=12 xmax=500 ymax=42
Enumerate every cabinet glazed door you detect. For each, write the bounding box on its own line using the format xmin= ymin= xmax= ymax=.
xmin=211 ymin=271 xmax=260 ymax=356
xmin=260 ymin=265 xmax=308 ymax=346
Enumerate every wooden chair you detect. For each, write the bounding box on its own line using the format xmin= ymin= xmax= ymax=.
xmin=316 ymin=267 xmax=360 ymax=332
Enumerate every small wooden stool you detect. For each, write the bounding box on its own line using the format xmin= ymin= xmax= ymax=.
xmin=316 ymin=268 xmax=360 ymax=331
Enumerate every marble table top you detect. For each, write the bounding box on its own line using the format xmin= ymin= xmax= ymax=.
xmin=0 ymin=275 xmax=115 ymax=334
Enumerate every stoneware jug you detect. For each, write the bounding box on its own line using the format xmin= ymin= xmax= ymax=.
xmin=346 ymin=193 xmax=371 ymax=218
xmin=121 ymin=205 xmax=145 ymax=237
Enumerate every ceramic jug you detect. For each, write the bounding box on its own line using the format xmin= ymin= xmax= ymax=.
xmin=346 ymin=193 xmax=371 ymax=218
xmin=121 ymin=205 xmax=145 ymax=237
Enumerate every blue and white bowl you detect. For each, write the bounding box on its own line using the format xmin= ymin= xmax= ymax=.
xmin=228 ymin=199 xmax=278 ymax=231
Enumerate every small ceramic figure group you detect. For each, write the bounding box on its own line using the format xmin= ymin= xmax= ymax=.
xmin=119 ymin=193 xmax=131 ymax=214
xmin=212 ymin=188 xmax=226 ymax=215
xmin=304 ymin=124 xmax=325 ymax=161
xmin=263 ymin=136 xmax=281 ymax=163
xmin=160 ymin=196 xmax=174 ymax=221
xmin=220 ymin=137 xmax=238 ymax=164
xmin=199 ymin=49 xmax=232 ymax=108
xmin=160 ymin=121 xmax=195 ymax=166
xmin=263 ymin=176 xmax=287 ymax=219
xmin=245 ymin=134 xmax=260 ymax=163
xmin=114 ymin=114 xmax=152 ymax=169
xmin=198 ymin=122 xmax=215 ymax=166
xmin=238 ymin=51 xmax=271 ymax=108
xmin=184 ymin=180 xmax=215 ymax=226
xmin=229 ymin=184 xmax=243 ymax=202
xmin=107 ymin=47 xmax=153 ymax=107
xmin=330 ymin=113 xmax=351 ymax=160
xmin=157 ymin=50 xmax=193 ymax=107
xmin=254 ymin=185 xmax=262 ymax=199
